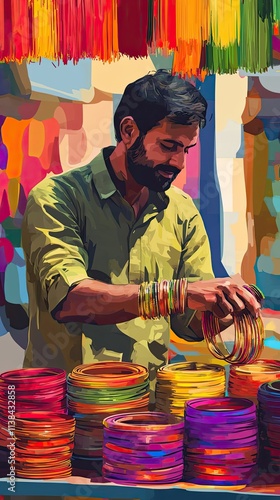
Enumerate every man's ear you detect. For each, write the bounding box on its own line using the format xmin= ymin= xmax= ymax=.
xmin=120 ymin=116 xmax=140 ymax=146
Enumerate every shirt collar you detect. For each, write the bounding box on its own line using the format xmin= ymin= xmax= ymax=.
xmin=90 ymin=149 xmax=117 ymax=200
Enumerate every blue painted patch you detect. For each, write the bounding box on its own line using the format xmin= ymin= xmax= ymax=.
xmin=0 ymin=307 xmax=8 ymax=336
xmin=150 ymin=54 xmax=174 ymax=70
xmin=0 ymin=63 xmax=30 ymax=97
xmin=272 ymin=195 xmax=280 ymax=213
xmin=169 ymin=354 xmax=187 ymax=364
xmin=27 ymin=57 xmax=92 ymax=101
xmin=267 ymin=165 xmax=276 ymax=181
xmin=169 ymin=343 xmax=200 ymax=356
xmin=4 ymin=248 xmax=28 ymax=304
xmin=148 ymin=451 xmax=166 ymax=457
xmin=236 ymin=126 xmax=245 ymax=158
xmin=257 ymin=255 xmax=274 ymax=274
xmin=264 ymin=336 xmax=280 ymax=350
xmin=254 ymin=267 xmax=280 ymax=311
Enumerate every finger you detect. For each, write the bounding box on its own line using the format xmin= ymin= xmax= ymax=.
xmin=213 ymin=293 xmax=234 ymax=318
xmin=211 ymin=303 xmax=231 ymax=319
xmin=224 ymin=292 xmax=246 ymax=313
xmin=236 ymin=289 xmax=261 ymax=318
xmin=220 ymin=285 xmax=261 ymax=318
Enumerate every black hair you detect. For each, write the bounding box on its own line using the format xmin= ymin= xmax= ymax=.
xmin=114 ymin=69 xmax=207 ymax=143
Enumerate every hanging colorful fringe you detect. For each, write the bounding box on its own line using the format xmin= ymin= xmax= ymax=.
xmin=273 ymin=0 xmax=280 ymax=22
xmin=58 ymin=0 xmax=119 ymax=63
xmin=148 ymin=0 xmax=176 ymax=55
xmin=172 ymin=0 xmax=210 ymax=79
xmin=240 ymin=0 xmax=273 ymax=73
xmin=117 ymin=0 xmax=148 ymax=58
xmin=0 ymin=0 xmax=279 ymax=75
xmin=0 ymin=0 xmax=31 ymax=62
xmin=32 ymin=0 xmax=58 ymax=60
xmin=205 ymin=0 xmax=240 ymax=74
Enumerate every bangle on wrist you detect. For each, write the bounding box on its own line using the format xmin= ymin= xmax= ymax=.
xmin=138 ymin=278 xmax=188 ymax=320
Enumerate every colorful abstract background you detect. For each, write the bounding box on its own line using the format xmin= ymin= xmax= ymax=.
xmin=1 ymin=52 xmax=280 ymax=371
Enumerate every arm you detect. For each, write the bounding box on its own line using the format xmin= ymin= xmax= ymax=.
xmin=22 ymin=179 xmax=140 ymax=325
xmin=170 ymin=208 xmax=215 ymax=342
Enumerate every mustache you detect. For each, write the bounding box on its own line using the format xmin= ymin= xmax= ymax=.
xmin=154 ymin=165 xmax=181 ymax=175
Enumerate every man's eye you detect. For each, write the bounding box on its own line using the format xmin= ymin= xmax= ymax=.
xmin=161 ymin=143 xmax=174 ymax=151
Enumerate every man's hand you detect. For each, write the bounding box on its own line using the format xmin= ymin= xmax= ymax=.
xmin=187 ymin=277 xmax=261 ymax=319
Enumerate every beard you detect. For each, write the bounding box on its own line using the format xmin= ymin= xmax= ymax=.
xmin=126 ymin=135 xmax=180 ymax=192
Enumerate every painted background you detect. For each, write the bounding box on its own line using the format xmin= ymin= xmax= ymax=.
xmin=0 ymin=54 xmax=280 ymax=372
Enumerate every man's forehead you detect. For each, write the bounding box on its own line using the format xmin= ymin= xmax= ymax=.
xmin=154 ymin=120 xmax=199 ymax=143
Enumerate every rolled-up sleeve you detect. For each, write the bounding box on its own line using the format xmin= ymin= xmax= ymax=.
xmin=21 ymin=179 xmax=89 ymax=315
xmin=170 ymin=206 xmax=214 ymax=341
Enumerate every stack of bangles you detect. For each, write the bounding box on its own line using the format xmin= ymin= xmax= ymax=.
xmin=67 ymin=362 xmax=150 ymax=471
xmin=258 ymin=381 xmax=280 ymax=472
xmin=102 ymin=412 xmax=184 ymax=484
xmin=138 ymin=280 xmax=265 ymax=365
xmin=138 ymin=279 xmax=188 ymax=318
xmin=228 ymin=360 xmax=280 ymax=401
xmin=14 ymin=412 xmax=75 ymax=479
xmin=155 ymin=363 xmax=226 ymax=417
xmin=184 ymin=398 xmax=258 ymax=486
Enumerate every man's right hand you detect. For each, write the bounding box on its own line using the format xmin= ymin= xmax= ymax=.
xmin=187 ymin=278 xmax=261 ymax=319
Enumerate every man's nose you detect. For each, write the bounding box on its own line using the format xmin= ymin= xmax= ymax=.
xmin=169 ymin=151 xmax=186 ymax=171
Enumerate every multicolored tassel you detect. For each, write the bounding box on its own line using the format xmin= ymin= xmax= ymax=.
xmin=0 ymin=0 xmax=279 ymax=75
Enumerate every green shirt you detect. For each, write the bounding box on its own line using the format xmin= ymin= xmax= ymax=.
xmin=21 ymin=147 xmax=214 ymax=402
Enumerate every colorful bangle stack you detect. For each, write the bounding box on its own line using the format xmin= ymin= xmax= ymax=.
xmin=138 ymin=279 xmax=188 ymax=319
xmin=14 ymin=412 xmax=75 ymax=479
xmin=0 ymin=368 xmax=67 ymax=414
xmin=155 ymin=362 xmax=226 ymax=417
xmin=0 ymin=367 xmax=67 ymax=473
xmin=184 ymin=398 xmax=258 ymax=486
xmin=67 ymin=362 xmax=150 ymax=474
xmin=258 ymin=381 xmax=280 ymax=473
xmin=102 ymin=412 xmax=184 ymax=485
xmin=229 ymin=360 xmax=280 ymax=403
xmin=201 ymin=285 xmax=265 ymax=365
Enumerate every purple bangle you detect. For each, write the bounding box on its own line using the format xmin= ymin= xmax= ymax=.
xmin=102 ymin=412 xmax=184 ymax=484
xmin=103 ymin=436 xmax=182 ymax=452
xmin=103 ymin=462 xmax=184 ymax=477
xmin=103 ymin=412 xmax=184 ymax=432
xmin=185 ymin=429 xmax=257 ymax=441
xmin=185 ymin=439 xmax=258 ymax=450
xmin=258 ymin=380 xmax=280 ymax=472
xmin=103 ymin=427 xmax=184 ymax=444
xmin=185 ymin=397 xmax=256 ymax=417
xmin=102 ymin=450 xmax=183 ymax=467
xmin=183 ymin=397 xmax=258 ymax=486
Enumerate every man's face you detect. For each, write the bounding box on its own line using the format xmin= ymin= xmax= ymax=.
xmin=126 ymin=119 xmax=199 ymax=192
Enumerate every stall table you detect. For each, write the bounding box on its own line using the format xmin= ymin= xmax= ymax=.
xmin=1 ymin=476 xmax=280 ymax=499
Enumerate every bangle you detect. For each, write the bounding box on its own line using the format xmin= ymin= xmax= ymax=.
xmin=138 ymin=278 xmax=188 ymax=320
xmin=201 ymin=284 xmax=265 ymax=365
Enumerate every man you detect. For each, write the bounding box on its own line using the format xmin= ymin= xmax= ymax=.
xmin=22 ymin=69 xmax=260 ymax=403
